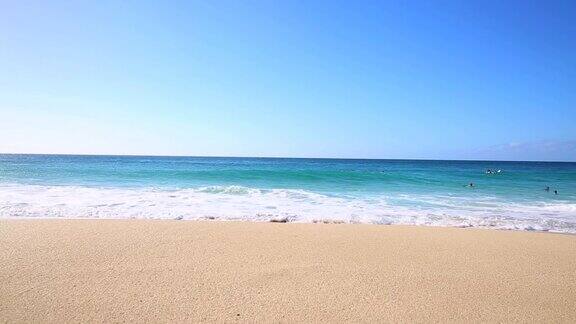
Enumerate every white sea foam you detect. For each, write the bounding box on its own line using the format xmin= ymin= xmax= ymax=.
xmin=1 ymin=184 xmax=575 ymax=233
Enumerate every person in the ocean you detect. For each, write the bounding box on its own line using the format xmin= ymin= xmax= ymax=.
xmin=468 ymin=182 xmax=474 ymax=187
xmin=554 ymin=190 xmax=558 ymax=195
xmin=545 ymin=186 xmax=550 ymax=192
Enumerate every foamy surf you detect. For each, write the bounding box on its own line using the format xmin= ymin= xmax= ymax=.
xmin=1 ymin=184 xmax=575 ymax=233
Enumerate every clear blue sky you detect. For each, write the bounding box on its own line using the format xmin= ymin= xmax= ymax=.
xmin=1 ymin=0 xmax=575 ymax=161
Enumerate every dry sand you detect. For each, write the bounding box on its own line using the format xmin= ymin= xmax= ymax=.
xmin=1 ymin=219 xmax=575 ymax=323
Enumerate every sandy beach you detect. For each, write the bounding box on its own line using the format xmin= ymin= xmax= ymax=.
xmin=1 ymin=220 xmax=575 ymax=322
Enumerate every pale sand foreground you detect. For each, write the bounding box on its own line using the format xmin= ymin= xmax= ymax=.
xmin=1 ymin=220 xmax=576 ymax=323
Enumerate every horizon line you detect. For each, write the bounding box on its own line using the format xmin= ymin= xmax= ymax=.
xmin=1 ymin=152 xmax=574 ymax=163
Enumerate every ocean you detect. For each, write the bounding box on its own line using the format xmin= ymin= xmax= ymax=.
xmin=1 ymin=154 xmax=575 ymax=232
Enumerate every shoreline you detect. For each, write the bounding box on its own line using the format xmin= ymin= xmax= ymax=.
xmin=2 ymin=216 xmax=574 ymax=235
xmin=2 ymin=219 xmax=576 ymax=322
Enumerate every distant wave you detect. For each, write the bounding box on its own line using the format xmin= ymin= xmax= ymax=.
xmin=1 ymin=184 xmax=575 ymax=233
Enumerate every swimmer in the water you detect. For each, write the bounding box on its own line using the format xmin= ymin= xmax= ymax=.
xmin=545 ymin=186 xmax=550 ymax=192
xmin=469 ymin=182 xmax=474 ymax=187
xmin=554 ymin=190 xmax=558 ymax=195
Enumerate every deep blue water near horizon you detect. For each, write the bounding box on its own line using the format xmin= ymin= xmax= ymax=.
xmin=1 ymin=154 xmax=575 ymax=232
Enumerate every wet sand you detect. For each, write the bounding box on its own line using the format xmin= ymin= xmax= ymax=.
xmin=1 ymin=219 xmax=575 ymax=322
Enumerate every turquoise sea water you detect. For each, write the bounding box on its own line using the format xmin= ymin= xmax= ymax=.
xmin=1 ymin=154 xmax=575 ymax=232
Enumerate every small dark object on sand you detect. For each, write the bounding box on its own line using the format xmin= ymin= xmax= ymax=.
xmin=270 ymin=217 xmax=289 ymax=223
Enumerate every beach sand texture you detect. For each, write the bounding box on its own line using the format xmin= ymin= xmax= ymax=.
xmin=1 ymin=219 xmax=575 ymax=322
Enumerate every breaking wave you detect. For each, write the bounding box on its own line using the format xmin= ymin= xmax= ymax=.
xmin=1 ymin=184 xmax=575 ymax=233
